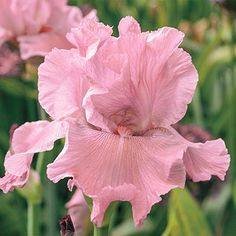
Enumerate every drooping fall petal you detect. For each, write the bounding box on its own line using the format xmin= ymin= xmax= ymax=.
xmin=0 ymin=120 xmax=68 ymax=192
xmin=183 ymin=139 xmax=230 ymax=182
xmin=169 ymin=126 xmax=230 ymax=182
xmin=47 ymin=123 xmax=185 ymax=226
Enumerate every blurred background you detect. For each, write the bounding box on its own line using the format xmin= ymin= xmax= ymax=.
xmin=0 ymin=0 xmax=236 ymax=235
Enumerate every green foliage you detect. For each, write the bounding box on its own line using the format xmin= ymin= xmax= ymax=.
xmin=163 ymin=188 xmax=212 ymax=236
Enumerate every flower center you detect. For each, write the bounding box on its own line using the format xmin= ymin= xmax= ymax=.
xmin=115 ymin=126 xmax=133 ymax=137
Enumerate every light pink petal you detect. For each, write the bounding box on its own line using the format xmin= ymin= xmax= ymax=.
xmin=83 ymin=24 xmax=197 ymax=133
xmin=66 ymin=189 xmax=86 ymax=208
xmin=151 ymin=48 xmax=198 ymax=127
xmin=11 ymin=0 xmax=51 ymax=34
xmin=168 ymin=126 xmax=230 ymax=182
xmin=84 ymin=48 xmax=197 ymax=134
xmin=0 ymin=120 xmax=67 ymax=192
xmin=183 ymin=139 xmax=230 ymax=182
xmin=38 ymin=48 xmax=89 ymax=119
xmin=118 ymin=16 xmax=141 ymax=35
xmin=18 ymin=32 xmax=72 ymax=60
xmin=66 ymin=19 xmax=112 ymax=59
xmin=66 ymin=189 xmax=89 ymax=233
xmin=47 ymin=123 xmax=185 ymax=227
xmin=47 ymin=0 xmax=83 ymax=34
xmin=0 ymin=152 xmax=31 ymax=193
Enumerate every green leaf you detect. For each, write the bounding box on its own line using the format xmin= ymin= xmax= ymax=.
xmin=162 ymin=188 xmax=212 ymax=236
xmin=0 ymin=78 xmax=37 ymax=99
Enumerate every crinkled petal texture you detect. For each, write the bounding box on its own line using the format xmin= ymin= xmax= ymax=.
xmin=168 ymin=127 xmax=230 ymax=182
xmin=83 ymin=17 xmax=198 ymax=134
xmin=183 ymin=139 xmax=230 ymax=182
xmin=47 ymin=123 xmax=186 ymax=226
xmin=38 ymin=48 xmax=89 ymax=120
xmin=0 ymin=120 xmax=68 ymax=193
xmin=66 ymin=19 xmax=112 ymax=59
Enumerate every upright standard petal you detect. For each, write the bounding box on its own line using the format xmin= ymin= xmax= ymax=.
xmin=66 ymin=19 xmax=112 ymax=59
xmin=83 ymin=29 xmax=197 ymax=133
xmin=0 ymin=120 xmax=67 ymax=192
xmin=118 ymin=16 xmax=141 ymax=35
xmin=47 ymin=123 xmax=185 ymax=226
xmin=38 ymin=48 xmax=89 ymax=119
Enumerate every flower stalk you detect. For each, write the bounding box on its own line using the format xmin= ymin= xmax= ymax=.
xmin=27 ymin=203 xmax=40 ymax=236
xmin=94 ymin=225 xmax=109 ymax=236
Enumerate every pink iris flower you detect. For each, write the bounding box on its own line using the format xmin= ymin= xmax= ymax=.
xmin=0 ymin=0 xmax=96 ymax=59
xmin=0 ymin=17 xmax=230 ymax=227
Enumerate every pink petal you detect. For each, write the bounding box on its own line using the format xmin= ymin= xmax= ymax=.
xmin=66 ymin=189 xmax=89 ymax=233
xmin=18 ymin=32 xmax=72 ymax=60
xmin=83 ymin=44 xmax=197 ymax=134
xmin=183 ymin=139 xmax=230 ymax=182
xmin=151 ymin=48 xmax=198 ymax=127
xmin=47 ymin=1 xmax=83 ymax=34
xmin=0 ymin=152 xmax=30 ymax=193
xmin=118 ymin=16 xmax=141 ymax=35
xmin=38 ymin=48 xmax=89 ymax=119
xmin=47 ymin=123 xmax=185 ymax=227
xmin=169 ymin=126 xmax=230 ymax=182
xmin=3 ymin=0 xmax=51 ymax=36
xmin=66 ymin=18 xmax=112 ymax=59
xmin=0 ymin=120 xmax=67 ymax=192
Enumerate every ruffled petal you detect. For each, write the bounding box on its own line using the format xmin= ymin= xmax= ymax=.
xmin=47 ymin=123 xmax=185 ymax=227
xmin=183 ymin=139 xmax=230 ymax=182
xmin=66 ymin=18 xmax=112 ymax=59
xmin=0 ymin=120 xmax=67 ymax=192
xmin=169 ymin=126 xmax=230 ymax=182
xmin=118 ymin=16 xmax=141 ymax=35
xmin=18 ymin=32 xmax=72 ymax=60
xmin=0 ymin=152 xmax=31 ymax=193
xmin=47 ymin=0 xmax=83 ymax=34
xmin=83 ymin=21 xmax=197 ymax=133
xmin=151 ymin=48 xmax=198 ymax=127
xmin=38 ymin=48 xmax=89 ymax=119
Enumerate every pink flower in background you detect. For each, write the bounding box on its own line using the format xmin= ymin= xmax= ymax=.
xmin=0 ymin=0 xmax=96 ymax=59
xmin=66 ymin=189 xmax=89 ymax=236
xmin=0 ymin=17 xmax=230 ymax=226
xmin=0 ymin=45 xmax=21 ymax=76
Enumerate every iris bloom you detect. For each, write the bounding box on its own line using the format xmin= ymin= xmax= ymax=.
xmin=0 ymin=0 xmax=96 ymax=59
xmin=0 ymin=17 xmax=230 ymax=226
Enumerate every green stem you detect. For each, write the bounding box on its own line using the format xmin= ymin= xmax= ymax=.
xmin=36 ymin=104 xmax=47 ymax=176
xmin=27 ymin=203 xmax=39 ymax=236
xmin=192 ymin=88 xmax=204 ymax=127
xmin=94 ymin=225 xmax=109 ymax=236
